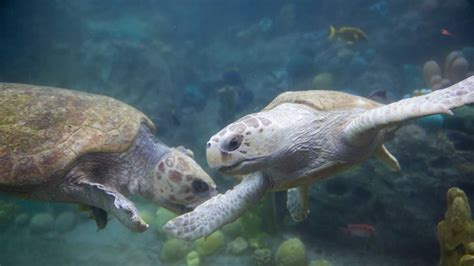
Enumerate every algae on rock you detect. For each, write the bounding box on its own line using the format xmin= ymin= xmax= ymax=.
xmin=275 ymin=237 xmax=308 ymax=266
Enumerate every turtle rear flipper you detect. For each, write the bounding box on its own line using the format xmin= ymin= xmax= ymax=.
xmin=164 ymin=172 xmax=268 ymax=241
xmin=65 ymin=179 xmax=148 ymax=232
xmin=286 ymin=185 xmax=310 ymax=222
xmin=344 ymin=76 xmax=474 ymax=145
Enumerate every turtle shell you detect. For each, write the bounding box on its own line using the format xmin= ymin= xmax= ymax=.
xmin=263 ymin=90 xmax=382 ymax=112
xmin=0 ymin=83 xmax=155 ymax=186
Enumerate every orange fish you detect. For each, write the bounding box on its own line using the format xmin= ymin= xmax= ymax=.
xmin=340 ymin=224 xmax=376 ymax=237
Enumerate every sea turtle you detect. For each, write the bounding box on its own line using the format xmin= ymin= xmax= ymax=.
xmin=0 ymin=83 xmax=217 ymax=232
xmin=164 ymin=75 xmax=474 ymax=240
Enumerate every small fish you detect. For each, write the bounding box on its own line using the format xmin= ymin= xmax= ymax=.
xmin=329 ymin=25 xmax=368 ymax=45
xmin=339 ymin=224 xmax=376 ymax=238
xmin=440 ymin=28 xmax=453 ymax=36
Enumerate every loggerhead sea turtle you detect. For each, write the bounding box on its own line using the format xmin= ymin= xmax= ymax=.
xmin=0 ymin=83 xmax=217 ymax=232
xmin=164 ymin=75 xmax=474 ymax=240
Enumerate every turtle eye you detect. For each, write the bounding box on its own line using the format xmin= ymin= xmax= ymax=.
xmin=223 ymin=135 xmax=243 ymax=151
xmin=192 ymin=180 xmax=209 ymax=194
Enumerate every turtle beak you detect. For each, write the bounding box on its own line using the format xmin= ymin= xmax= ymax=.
xmin=206 ymin=140 xmax=223 ymax=170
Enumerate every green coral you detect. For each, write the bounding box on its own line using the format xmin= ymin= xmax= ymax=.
xmin=195 ymin=230 xmax=225 ymax=256
xmin=221 ymin=219 xmax=242 ymax=237
xmin=186 ymin=251 xmax=200 ymax=266
xmin=437 ymin=187 xmax=474 ymax=266
xmin=253 ymin=248 xmax=273 ymax=266
xmin=160 ymin=239 xmax=190 ymax=263
xmin=275 ymin=238 xmax=308 ymax=266
xmin=248 ymin=232 xmax=270 ymax=249
xmin=240 ymin=206 xmax=263 ymax=239
xmin=227 ymin=237 xmax=249 ymax=255
xmin=222 ymin=198 xmax=270 ymax=240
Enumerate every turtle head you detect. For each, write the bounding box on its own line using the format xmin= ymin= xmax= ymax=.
xmin=152 ymin=147 xmax=217 ymax=214
xmin=206 ymin=114 xmax=280 ymax=175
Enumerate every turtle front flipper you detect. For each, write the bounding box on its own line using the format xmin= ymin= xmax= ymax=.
xmin=164 ymin=172 xmax=268 ymax=241
xmin=287 ymin=185 xmax=310 ymax=222
xmin=344 ymin=76 xmax=474 ymax=145
xmin=65 ymin=180 xmax=148 ymax=232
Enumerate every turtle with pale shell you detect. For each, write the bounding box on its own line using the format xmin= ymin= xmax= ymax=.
xmin=165 ymin=76 xmax=474 ymax=240
xmin=0 ymin=83 xmax=217 ymax=232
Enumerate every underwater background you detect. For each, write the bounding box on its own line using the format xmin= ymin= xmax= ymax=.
xmin=1 ymin=0 xmax=474 ymax=265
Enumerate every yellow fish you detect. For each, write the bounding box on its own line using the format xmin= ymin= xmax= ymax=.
xmin=329 ymin=25 xmax=368 ymax=45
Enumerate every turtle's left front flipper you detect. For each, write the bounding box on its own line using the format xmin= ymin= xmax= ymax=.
xmin=164 ymin=172 xmax=268 ymax=241
xmin=64 ymin=179 xmax=149 ymax=232
xmin=344 ymin=76 xmax=474 ymax=144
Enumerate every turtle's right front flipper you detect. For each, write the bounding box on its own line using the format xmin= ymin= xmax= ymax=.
xmin=164 ymin=172 xmax=268 ymax=241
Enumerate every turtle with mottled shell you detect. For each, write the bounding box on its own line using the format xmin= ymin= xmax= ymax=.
xmin=0 ymin=83 xmax=217 ymax=232
xmin=165 ymin=76 xmax=474 ymax=240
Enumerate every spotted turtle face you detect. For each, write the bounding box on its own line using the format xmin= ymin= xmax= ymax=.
xmin=154 ymin=148 xmax=217 ymax=213
xmin=206 ymin=114 xmax=279 ymax=175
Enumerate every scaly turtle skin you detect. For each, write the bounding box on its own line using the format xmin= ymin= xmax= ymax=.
xmin=165 ymin=75 xmax=474 ymax=240
xmin=0 ymin=83 xmax=217 ymax=232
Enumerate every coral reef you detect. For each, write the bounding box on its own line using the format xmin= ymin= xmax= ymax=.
xmin=275 ymin=238 xmax=308 ymax=266
xmin=437 ymin=187 xmax=474 ymax=266
xmin=186 ymin=251 xmax=200 ymax=266
xmin=227 ymin=236 xmax=249 ymax=255
xmin=240 ymin=207 xmax=264 ymax=239
xmin=248 ymin=233 xmax=270 ymax=249
xmin=422 ymin=50 xmax=471 ymax=90
xmin=221 ymin=219 xmax=242 ymax=238
xmin=253 ymin=248 xmax=273 ymax=266
xmin=195 ymin=230 xmax=225 ymax=256
xmin=160 ymin=239 xmax=191 ymax=263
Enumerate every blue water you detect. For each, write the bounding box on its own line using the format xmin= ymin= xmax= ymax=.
xmin=1 ymin=1 xmax=474 ymax=265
